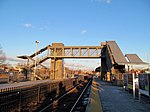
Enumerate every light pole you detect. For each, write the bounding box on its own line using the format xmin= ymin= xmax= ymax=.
xmin=34 ymin=40 xmax=40 ymax=80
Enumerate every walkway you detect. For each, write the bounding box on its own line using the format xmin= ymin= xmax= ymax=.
xmin=86 ymin=78 xmax=103 ymax=112
xmin=86 ymin=78 xmax=150 ymax=112
xmin=0 ymin=79 xmax=52 ymax=89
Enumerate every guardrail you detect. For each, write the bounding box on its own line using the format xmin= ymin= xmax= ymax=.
xmin=0 ymin=77 xmax=85 ymax=112
xmin=0 ymin=83 xmax=51 ymax=112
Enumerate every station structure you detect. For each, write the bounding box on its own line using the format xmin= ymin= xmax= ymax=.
xmin=18 ymin=41 xmax=146 ymax=83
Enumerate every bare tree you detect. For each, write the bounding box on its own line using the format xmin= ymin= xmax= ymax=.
xmin=0 ymin=44 xmax=6 ymax=65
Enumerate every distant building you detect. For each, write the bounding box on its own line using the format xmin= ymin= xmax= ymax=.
xmin=0 ymin=69 xmax=9 ymax=83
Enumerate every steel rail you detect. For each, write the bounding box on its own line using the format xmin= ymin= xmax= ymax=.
xmin=69 ymin=79 xmax=91 ymax=112
xmin=39 ymin=84 xmax=80 ymax=112
xmin=39 ymin=81 xmax=87 ymax=112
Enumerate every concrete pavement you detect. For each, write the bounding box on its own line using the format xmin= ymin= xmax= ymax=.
xmin=86 ymin=78 xmax=103 ymax=112
xmin=96 ymin=78 xmax=150 ymax=112
xmin=86 ymin=77 xmax=150 ymax=112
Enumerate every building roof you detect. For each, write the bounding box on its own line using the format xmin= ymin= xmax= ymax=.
xmin=125 ymin=54 xmax=147 ymax=65
xmin=107 ymin=41 xmax=128 ymax=64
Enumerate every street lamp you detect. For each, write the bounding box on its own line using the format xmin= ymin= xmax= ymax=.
xmin=34 ymin=40 xmax=40 ymax=80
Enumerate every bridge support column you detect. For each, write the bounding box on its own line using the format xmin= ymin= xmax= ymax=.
xmin=50 ymin=43 xmax=65 ymax=80
xmin=50 ymin=58 xmax=64 ymax=80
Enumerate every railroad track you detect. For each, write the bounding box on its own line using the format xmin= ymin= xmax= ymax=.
xmin=0 ymin=76 xmax=87 ymax=112
xmin=39 ymin=79 xmax=92 ymax=112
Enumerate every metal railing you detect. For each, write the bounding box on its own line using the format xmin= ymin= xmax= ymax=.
xmin=0 ymin=83 xmax=50 ymax=112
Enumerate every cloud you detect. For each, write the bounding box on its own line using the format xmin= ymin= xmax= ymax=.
xmin=22 ymin=22 xmax=49 ymax=31
xmin=39 ymin=25 xmax=48 ymax=30
xmin=6 ymin=56 xmax=25 ymax=62
xmin=104 ymin=0 xmax=112 ymax=4
xmin=81 ymin=30 xmax=87 ymax=34
xmin=23 ymin=23 xmax=32 ymax=28
xmin=92 ymin=0 xmax=112 ymax=4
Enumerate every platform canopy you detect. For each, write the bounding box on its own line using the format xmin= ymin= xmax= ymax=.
xmin=125 ymin=54 xmax=148 ymax=65
xmin=107 ymin=41 xmax=128 ymax=65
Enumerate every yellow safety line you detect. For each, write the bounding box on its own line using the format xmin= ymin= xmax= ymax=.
xmin=86 ymin=78 xmax=103 ymax=112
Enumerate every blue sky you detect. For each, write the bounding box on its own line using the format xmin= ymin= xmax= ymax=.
xmin=0 ymin=0 xmax=150 ymax=69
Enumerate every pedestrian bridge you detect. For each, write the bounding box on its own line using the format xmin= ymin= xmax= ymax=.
xmin=18 ymin=41 xmax=146 ymax=81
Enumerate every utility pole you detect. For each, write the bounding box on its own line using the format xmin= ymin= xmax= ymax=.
xmin=34 ymin=40 xmax=40 ymax=80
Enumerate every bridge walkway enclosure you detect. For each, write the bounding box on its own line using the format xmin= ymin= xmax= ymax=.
xmin=18 ymin=43 xmax=102 ymax=80
xmin=100 ymin=41 xmax=146 ymax=85
xmin=18 ymin=41 xmax=145 ymax=83
xmin=101 ymin=41 xmax=128 ymax=84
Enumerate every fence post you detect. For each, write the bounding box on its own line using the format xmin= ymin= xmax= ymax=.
xmin=132 ymin=73 xmax=135 ymax=99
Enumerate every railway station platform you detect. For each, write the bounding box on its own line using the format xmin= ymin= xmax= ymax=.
xmin=86 ymin=77 xmax=150 ymax=112
xmin=0 ymin=79 xmax=52 ymax=89
xmin=86 ymin=77 xmax=103 ymax=112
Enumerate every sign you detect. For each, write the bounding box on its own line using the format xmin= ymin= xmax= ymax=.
xmin=128 ymin=74 xmax=133 ymax=89
xmin=139 ymin=73 xmax=150 ymax=96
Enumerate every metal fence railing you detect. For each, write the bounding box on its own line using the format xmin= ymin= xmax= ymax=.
xmin=0 ymin=83 xmax=51 ymax=112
